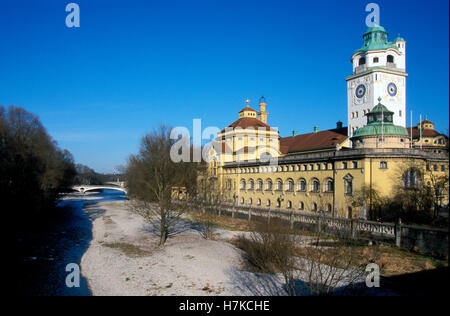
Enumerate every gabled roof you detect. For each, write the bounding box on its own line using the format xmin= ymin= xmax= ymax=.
xmin=279 ymin=127 xmax=348 ymax=154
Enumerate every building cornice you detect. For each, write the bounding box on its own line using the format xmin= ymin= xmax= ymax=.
xmin=222 ymin=148 xmax=448 ymax=168
xmin=346 ymin=67 xmax=408 ymax=81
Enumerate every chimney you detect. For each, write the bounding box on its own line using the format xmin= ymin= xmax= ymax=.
xmin=258 ymin=96 xmax=268 ymax=124
xmin=336 ymin=121 xmax=343 ymax=129
xmin=314 ymin=126 xmax=319 ymax=133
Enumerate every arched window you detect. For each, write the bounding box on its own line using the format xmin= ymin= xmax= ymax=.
xmin=311 ymin=179 xmax=320 ymax=193
xmin=240 ymin=179 xmax=246 ymax=190
xmin=248 ymin=179 xmax=254 ymax=190
xmin=359 ymin=57 xmax=366 ymax=66
xmin=266 ymin=179 xmax=273 ymax=191
xmin=326 ymin=204 xmax=332 ymax=213
xmin=299 ymin=201 xmax=304 ymax=210
xmin=298 ymin=179 xmax=307 ymax=192
xmin=248 ymin=198 xmax=253 ymax=205
xmin=403 ymin=169 xmax=421 ymax=189
xmin=312 ymin=202 xmax=318 ymax=212
xmin=276 ymin=199 xmax=281 ymax=208
xmin=287 ymin=201 xmax=293 ymax=209
xmin=276 ymin=179 xmax=283 ymax=191
xmin=257 ymin=179 xmax=263 ymax=191
xmin=387 ymin=55 xmax=394 ymax=63
xmin=326 ymin=179 xmax=334 ymax=192
xmin=240 ymin=197 xmax=245 ymax=205
xmin=286 ymin=179 xmax=294 ymax=192
xmin=257 ymin=198 xmax=262 ymax=206
xmin=267 ymin=199 xmax=271 ymax=207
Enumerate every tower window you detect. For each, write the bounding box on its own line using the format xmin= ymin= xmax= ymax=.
xmin=373 ymin=57 xmax=379 ymax=63
xmin=387 ymin=55 xmax=394 ymax=63
xmin=359 ymin=57 xmax=366 ymax=66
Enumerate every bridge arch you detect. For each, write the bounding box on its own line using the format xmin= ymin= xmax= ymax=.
xmin=72 ymin=185 xmax=127 ymax=194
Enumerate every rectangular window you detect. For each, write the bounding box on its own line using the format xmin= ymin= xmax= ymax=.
xmin=380 ymin=161 xmax=388 ymax=169
xmin=373 ymin=57 xmax=379 ymax=63
xmin=434 ymin=165 xmax=439 ymax=171
xmin=442 ymin=165 xmax=446 ymax=172
xmin=352 ymin=161 xmax=358 ymax=169
xmin=426 ymin=164 xmax=431 ymax=171
xmin=342 ymin=162 xmax=348 ymax=169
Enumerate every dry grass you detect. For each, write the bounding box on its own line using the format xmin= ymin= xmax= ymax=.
xmin=186 ymin=210 xmax=258 ymax=232
xmin=188 ymin=209 xmax=447 ymax=278
xmin=294 ymin=243 xmax=447 ymax=277
xmin=102 ymin=242 xmax=152 ymax=258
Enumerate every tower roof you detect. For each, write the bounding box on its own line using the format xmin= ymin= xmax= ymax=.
xmin=394 ymin=34 xmax=405 ymax=42
xmin=370 ymin=102 xmax=393 ymax=114
xmin=355 ymin=24 xmax=400 ymax=54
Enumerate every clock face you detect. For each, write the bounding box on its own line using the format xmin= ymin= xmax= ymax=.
xmin=355 ymin=84 xmax=366 ymax=98
xmin=387 ymin=82 xmax=397 ymax=97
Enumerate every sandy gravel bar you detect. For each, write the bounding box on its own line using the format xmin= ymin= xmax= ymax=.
xmin=80 ymin=200 xmax=270 ymax=296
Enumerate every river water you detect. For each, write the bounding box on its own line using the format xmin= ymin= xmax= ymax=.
xmin=15 ymin=189 xmax=127 ymax=296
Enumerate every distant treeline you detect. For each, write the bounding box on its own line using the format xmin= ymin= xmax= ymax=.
xmin=0 ymin=105 xmax=77 ymax=228
xmin=73 ymin=164 xmax=123 ymax=185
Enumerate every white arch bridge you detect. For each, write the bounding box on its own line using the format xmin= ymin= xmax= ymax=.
xmin=72 ymin=182 xmax=127 ymax=194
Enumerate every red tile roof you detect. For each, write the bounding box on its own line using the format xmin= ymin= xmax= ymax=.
xmin=239 ymin=106 xmax=257 ymax=113
xmin=221 ymin=117 xmax=275 ymax=133
xmin=406 ymin=126 xmax=442 ymax=138
xmin=279 ymin=127 xmax=348 ymax=154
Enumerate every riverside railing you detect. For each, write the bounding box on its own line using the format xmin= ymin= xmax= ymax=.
xmin=188 ymin=202 xmax=448 ymax=258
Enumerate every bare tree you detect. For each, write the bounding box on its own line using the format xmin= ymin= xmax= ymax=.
xmin=126 ymin=125 xmax=198 ymax=245
xmin=236 ymin=203 xmax=376 ymax=296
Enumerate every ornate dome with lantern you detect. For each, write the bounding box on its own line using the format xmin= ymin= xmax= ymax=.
xmin=351 ymin=98 xmax=410 ymax=149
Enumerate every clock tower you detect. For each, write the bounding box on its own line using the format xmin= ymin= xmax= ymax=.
xmin=346 ymin=24 xmax=407 ymax=137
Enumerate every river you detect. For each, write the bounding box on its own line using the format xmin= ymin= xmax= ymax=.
xmin=15 ymin=189 xmax=127 ymax=296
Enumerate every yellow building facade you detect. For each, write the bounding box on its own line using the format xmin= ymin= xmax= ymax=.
xmin=199 ymin=25 xmax=449 ymax=219
xmin=201 ymin=99 xmax=448 ymax=219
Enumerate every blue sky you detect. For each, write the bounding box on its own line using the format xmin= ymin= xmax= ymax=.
xmin=1 ymin=0 xmax=448 ymax=173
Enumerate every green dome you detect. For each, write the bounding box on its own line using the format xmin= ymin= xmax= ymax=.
xmin=364 ymin=25 xmax=387 ymax=34
xmin=370 ymin=103 xmax=393 ymax=114
xmin=394 ymin=34 xmax=405 ymax=42
xmin=355 ymin=24 xmax=399 ymax=54
xmin=353 ymin=124 xmax=410 ymax=138
xmin=353 ymin=100 xmax=409 ymax=138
